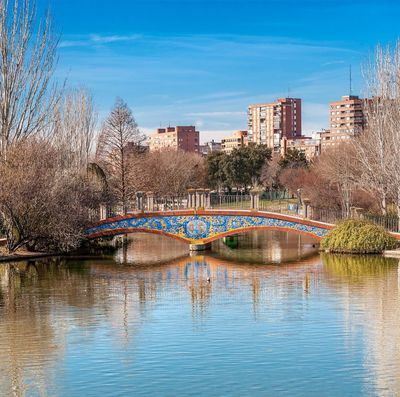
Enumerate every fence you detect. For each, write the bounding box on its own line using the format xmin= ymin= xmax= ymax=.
xmin=103 ymin=190 xmax=299 ymax=217
xmin=364 ymin=214 xmax=400 ymax=233
xmin=210 ymin=194 xmax=252 ymax=209
xmin=308 ymin=207 xmax=346 ymax=224
xmin=258 ymin=199 xmax=299 ymax=215
xmin=147 ymin=196 xmax=187 ymax=212
xmin=210 ymin=190 xmax=294 ymax=211
xmin=260 ymin=190 xmax=293 ymax=201
xmin=309 ymin=206 xmax=400 ymax=233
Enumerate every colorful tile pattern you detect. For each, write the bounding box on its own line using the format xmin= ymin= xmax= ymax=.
xmin=86 ymin=214 xmax=329 ymax=242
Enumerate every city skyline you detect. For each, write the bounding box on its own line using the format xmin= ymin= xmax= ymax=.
xmin=40 ymin=0 xmax=399 ymax=142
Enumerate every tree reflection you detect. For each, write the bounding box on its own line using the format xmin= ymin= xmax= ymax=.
xmin=322 ymin=253 xmax=398 ymax=281
xmin=322 ymin=254 xmax=400 ymax=395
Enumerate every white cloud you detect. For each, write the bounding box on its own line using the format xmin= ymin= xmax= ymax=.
xmin=60 ymin=34 xmax=142 ymax=48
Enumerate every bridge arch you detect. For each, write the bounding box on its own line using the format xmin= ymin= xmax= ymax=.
xmin=86 ymin=210 xmax=333 ymax=247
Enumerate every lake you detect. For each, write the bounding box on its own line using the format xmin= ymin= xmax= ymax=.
xmin=0 ymin=231 xmax=399 ymax=396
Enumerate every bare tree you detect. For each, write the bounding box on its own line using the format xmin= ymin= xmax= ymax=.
xmin=0 ymin=0 xmax=59 ymax=158
xmin=0 ymin=139 xmax=103 ymax=253
xmin=356 ymin=41 xmax=400 ymax=215
xmin=52 ymin=88 xmax=97 ymax=171
xmin=96 ymin=98 xmax=145 ymax=214
xmin=316 ymin=144 xmax=359 ymax=216
xmin=141 ymin=149 xmax=206 ymax=196
xmin=260 ymin=154 xmax=281 ymax=190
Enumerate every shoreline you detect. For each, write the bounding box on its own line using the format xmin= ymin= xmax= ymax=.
xmin=0 ymin=252 xmax=58 ymax=263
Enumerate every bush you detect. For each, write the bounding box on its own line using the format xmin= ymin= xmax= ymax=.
xmin=320 ymin=219 xmax=398 ymax=254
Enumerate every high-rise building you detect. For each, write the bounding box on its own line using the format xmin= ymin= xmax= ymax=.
xmin=247 ymin=98 xmax=301 ymax=150
xmin=148 ymin=126 xmax=200 ymax=153
xmin=321 ymin=95 xmax=366 ymax=150
xmin=221 ymin=130 xmax=248 ymax=153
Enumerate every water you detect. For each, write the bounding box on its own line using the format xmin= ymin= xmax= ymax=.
xmin=0 ymin=231 xmax=399 ymax=397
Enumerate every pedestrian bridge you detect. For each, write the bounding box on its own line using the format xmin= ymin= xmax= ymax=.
xmin=86 ymin=209 xmax=334 ymax=249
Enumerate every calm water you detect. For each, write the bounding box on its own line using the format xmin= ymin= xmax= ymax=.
xmin=0 ymin=231 xmax=399 ymax=397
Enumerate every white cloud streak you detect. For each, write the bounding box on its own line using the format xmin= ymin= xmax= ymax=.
xmin=60 ymin=34 xmax=142 ymax=48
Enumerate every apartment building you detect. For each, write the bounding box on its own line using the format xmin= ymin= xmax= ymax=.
xmin=199 ymin=140 xmax=222 ymax=156
xmin=221 ymin=130 xmax=248 ymax=153
xmin=321 ymin=95 xmax=366 ymax=150
xmin=280 ymin=136 xmax=321 ymax=160
xmin=247 ymin=98 xmax=301 ymax=150
xmin=148 ymin=126 xmax=200 ymax=153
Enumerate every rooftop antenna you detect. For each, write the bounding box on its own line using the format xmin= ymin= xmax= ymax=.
xmin=287 ymin=86 xmax=291 ymax=98
xmin=349 ymin=64 xmax=353 ymax=96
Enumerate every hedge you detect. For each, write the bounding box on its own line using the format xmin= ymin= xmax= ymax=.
xmin=320 ymin=219 xmax=398 ymax=254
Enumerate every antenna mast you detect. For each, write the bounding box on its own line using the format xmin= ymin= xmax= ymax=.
xmin=349 ymin=64 xmax=353 ymax=96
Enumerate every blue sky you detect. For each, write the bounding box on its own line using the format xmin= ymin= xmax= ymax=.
xmin=41 ymin=0 xmax=400 ymax=142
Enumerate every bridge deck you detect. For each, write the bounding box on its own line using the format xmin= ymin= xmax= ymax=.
xmin=86 ymin=209 xmax=335 ymax=244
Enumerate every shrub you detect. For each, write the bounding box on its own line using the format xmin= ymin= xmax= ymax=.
xmin=320 ymin=219 xmax=398 ymax=254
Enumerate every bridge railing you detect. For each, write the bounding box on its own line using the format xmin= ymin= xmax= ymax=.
xmin=210 ymin=194 xmax=252 ymax=209
xmin=146 ymin=196 xmax=188 ymax=212
xmin=308 ymin=207 xmax=346 ymax=224
xmin=258 ymin=199 xmax=300 ymax=215
xmin=99 ymin=189 xmax=301 ymax=218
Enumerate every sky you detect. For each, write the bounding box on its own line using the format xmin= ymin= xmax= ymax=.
xmin=39 ymin=0 xmax=400 ymax=142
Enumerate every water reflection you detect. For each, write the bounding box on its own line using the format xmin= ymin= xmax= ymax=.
xmin=0 ymin=232 xmax=399 ymax=396
xmin=212 ymin=230 xmax=318 ymax=264
xmin=322 ymin=254 xmax=400 ymax=396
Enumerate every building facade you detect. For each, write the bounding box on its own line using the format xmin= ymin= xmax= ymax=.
xmin=247 ymin=98 xmax=301 ymax=150
xmin=199 ymin=140 xmax=222 ymax=156
xmin=280 ymin=136 xmax=321 ymax=160
xmin=221 ymin=130 xmax=248 ymax=153
xmin=148 ymin=126 xmax=200 ymax=153
xmin=321 ymin=95 xmax=366 ymax=150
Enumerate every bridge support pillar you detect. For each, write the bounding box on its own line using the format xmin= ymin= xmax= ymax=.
xmin=196 ymin=189 xmax=205 ymax=209
xmin=204 ymin=189 xmax=211 ymax=209
xmin=303 ymin=198 xmax=311 ymax=219
xmin=187 ymin=189 xmax=195 ymax=209
xmin=189 ymin=243 xmax=212 ymax=251
xmin=136 ymin=191 xmax=145 ymax=211
xmin=146 ymin=192 xmax=155 ymax=211
xmin=250 ymin=190 xmax=259 ymax=210
xmin=99 ymin=204 xmax=107 ymax=220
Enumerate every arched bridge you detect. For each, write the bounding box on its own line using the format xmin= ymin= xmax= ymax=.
xmin=86 ymin=210 xmax=334 ymax=250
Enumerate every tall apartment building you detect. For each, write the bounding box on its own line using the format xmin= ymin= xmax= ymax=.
xmin=148 ymin=126 xmax=200 ymax=153
xmin=247 ymin=98 xmax=301 ymax=150
xmin=321 ymin=95 xmax=366 ymax=149
xmin=221 ymin=130 xmax=248 ymax=153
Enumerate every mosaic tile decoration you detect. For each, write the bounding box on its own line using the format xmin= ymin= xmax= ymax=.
xmin=86 ymin=214 xmax=330 ymax=242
